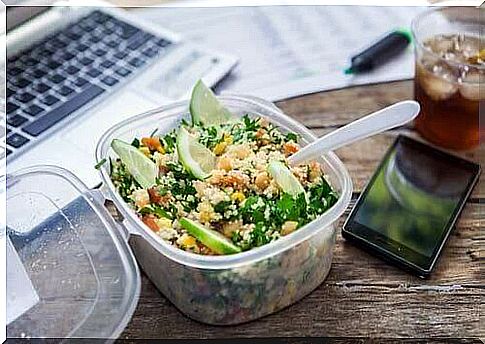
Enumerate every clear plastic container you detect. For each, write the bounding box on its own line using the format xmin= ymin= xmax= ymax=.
xmin=5 ymin=165 xmax=140 ymax=339
xmin=95 ymin=95 xmax=353 ymax=325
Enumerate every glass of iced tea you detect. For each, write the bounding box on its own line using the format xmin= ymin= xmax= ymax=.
xmin=412 ymin=7 xmax=483 ymax=150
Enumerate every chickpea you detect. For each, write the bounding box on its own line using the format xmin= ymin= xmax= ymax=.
xmin=255 ymin=128 xmax=266 ymax=138
xmin=216 ymin=156 xmax=233 ymax=171
xmin=255 ymin=172 xmax=270 ymax=190
xmin=281 ymin=221 xmax=298 ymax=236
xmin=222 ymin=220 xmax=243 ymax=238
xmin=242 ymin=147 xmax=252 ymax=159
xmin=232 ymin=144 xmax=251 ymax=159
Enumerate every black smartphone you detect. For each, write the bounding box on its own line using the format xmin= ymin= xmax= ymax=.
xmin=342 ymin=135 xmax=481 ymax=277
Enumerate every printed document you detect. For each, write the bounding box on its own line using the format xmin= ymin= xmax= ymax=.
xmin=138 ymin=6 xmax=425 ymax=101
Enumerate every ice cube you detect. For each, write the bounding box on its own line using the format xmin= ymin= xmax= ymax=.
xmin=443 ymin=52 xmax=457 ymax=62
xmin=459 ymin=70 xmax=484 ymax=101
xmin=424 ymin=34 xmax=481 ymax=63
xmin=417 ymin=63 xmax=458 ymax=101
xmin=419 ymin=53 xmax=441 ymax=71
xmin=457 ymin=35 xmax=480 ymax=59
xmin=424 ymin=34 xmax=454 ymax=55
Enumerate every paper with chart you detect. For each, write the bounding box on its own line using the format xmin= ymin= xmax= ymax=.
xmin=138 ymin=6 xmax=425 ymax=101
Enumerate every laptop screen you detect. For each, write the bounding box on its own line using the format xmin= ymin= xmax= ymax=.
xmin=6 ymin=3 xmax=50 ymax=32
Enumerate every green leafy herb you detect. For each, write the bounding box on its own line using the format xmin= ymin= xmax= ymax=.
xmin=131 ymin=138 xmax=140 ymax=148
xmin=161 ymin=131 xmax=176 ymax=153
xmin=214 ymin=201 xmax=230 ymax=214
xmin=94 ymin=158 xmax=107 ymax=170
xmin=158 ymin=187 xmax=168 ymax=196
xmin=274 ymin=193 xmax=308 ymax=225
xmin=243 ymin=114 xmax=260 ymax=132
xmin=167 ymin=161 xmax=195 ymax=181
xmin=164 ymin=162 xmax=197 ymax=212
xmin=150 ymin=128 xmax=159 ymax=137
xmin=249 ymin=223 xmax=271 ymax=247
xmin=307 ymin=177 xmax=338 ymax=215
xmin=198 ymin=125 xmax=222 ymax=149
xmin=285 ymin=132 xmax=298 ymax=142
xmin=266 ymin=124 xmax=283 ymax=144
xmin=241 ymin=196 xmax=266 ymax=224
xmin=140 ymin=204 xmax=173 ymax=220
xmin=110 ymin=159 xmax=139 ymax=202
xmin=214 ymin=200 xmax=239 ymax=220
xmin=229 ymin=115 xmax=262 ymax=143
xmin=231 ymin=231 xmax=242 ymax=244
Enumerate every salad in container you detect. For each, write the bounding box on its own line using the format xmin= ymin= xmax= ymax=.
xmin=96 ymin=80 xmax=353 ymax=325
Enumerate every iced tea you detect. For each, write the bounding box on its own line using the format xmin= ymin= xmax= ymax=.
xmin=414 ymin=34 xmax=483 ymax=150
xmin=412 ymin=7 xmax=483 ymax=150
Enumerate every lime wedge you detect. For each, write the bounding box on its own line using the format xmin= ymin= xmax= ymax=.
xmin=268 ymin=161 xmax=305 ymax=198
xmin=179 ymin=218 xmax=241 ymax=255
xmin=111 ymin=139 xmax=158 ymax=188
xmin=177 ymin=127 xmax=216 ymax=180
xmin=189 ymin=79 xmax=232 ymax=125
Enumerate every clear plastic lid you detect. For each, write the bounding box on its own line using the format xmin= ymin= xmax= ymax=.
xmin=5 ymin=165 xmax=140 ymax=339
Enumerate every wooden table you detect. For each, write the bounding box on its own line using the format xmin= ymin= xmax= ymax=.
xmin=119 ymin=80 xmax=484 ymax=341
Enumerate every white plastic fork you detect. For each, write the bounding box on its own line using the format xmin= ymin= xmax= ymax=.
xmin=288 ymin=100 xmax=421 ymax=166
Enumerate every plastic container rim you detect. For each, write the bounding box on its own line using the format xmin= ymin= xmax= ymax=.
xmin=96 ymin=95 xmax=353 ymax=270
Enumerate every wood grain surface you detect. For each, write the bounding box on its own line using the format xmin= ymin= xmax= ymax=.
xmin=118 ymin=80 xmax=484 ymax=341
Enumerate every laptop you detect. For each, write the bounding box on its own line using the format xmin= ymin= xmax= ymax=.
xmin=3 ymin=1 xmax=238 ymax=188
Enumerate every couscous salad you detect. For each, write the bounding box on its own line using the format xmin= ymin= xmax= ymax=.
xmin=108 ymin=80 xmax=338 ymax=255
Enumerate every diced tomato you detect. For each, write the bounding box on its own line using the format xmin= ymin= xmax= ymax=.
xmin=142 ymin=215 xmax=159 ymax=232
xmin=283 ymin=142 xmax=299 ymax=155
xmin=148 ymin=187 xmax=162 ymax=204
xmin=141 ymin=137 xmax=162 ymax=151
xmin=159 ymin=165 xmax=169 ymax=174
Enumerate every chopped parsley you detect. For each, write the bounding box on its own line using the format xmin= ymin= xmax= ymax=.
xmin=131 ymin=138 xmax=140 ymax=148
xmin=198 ymin=125 xmax=223 ymax=149
xmin=94 ymin=158 xmax=107 ymax=170
xmin=161 ymin=131 xmax=176 ymax=153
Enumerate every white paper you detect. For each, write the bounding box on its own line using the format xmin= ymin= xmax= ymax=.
xmin=137 ymin=6 xmax=425 ymax=101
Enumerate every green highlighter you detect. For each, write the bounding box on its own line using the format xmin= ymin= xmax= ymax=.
xmin=345 ymin=28 xmax=413 ymax=75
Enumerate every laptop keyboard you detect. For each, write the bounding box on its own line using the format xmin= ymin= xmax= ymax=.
xmin=6 ymin=10 xmax=172 ymax=158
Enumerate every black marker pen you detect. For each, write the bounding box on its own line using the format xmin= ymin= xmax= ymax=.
xmin=345 ymin=29 xmax=412 ymax=75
